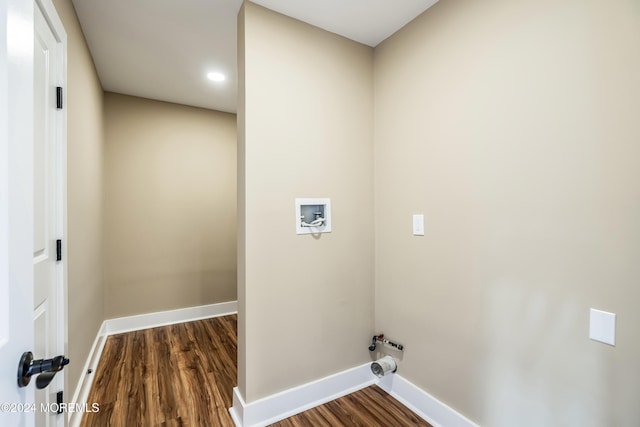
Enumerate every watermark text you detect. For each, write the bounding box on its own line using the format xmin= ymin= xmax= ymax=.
xmin=0 ymin=402 xmax=100 ymax=413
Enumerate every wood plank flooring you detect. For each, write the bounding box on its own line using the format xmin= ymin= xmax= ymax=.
xmin=80 ymin=314 xmax=431 ymax=427
xmin=80 ymin=315 xmax=237 ymax=427
xmin=272 ymin=385 xmax=432 ymax=427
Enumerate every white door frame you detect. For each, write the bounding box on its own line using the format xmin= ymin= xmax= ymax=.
xmin=35 ymin=0 xmax=68 ymax=413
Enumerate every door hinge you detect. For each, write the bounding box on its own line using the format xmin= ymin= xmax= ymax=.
xmin=56 ymin=87 xmax=63 ymax=109
xmin=56 ymin=390 xmax=63 ymax=414
xmin=56 ymin=239 xmax=62 ymax=261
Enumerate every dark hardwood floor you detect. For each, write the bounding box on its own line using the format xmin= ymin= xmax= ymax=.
xmin=271 ymin=385 xmax=432 ymax=427
xmin=80 ymin=314 xmax=431 ymax=427
xmin=80 ymin=315 xmax=237 ymax=427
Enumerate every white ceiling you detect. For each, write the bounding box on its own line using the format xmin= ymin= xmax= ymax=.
xmin=72 ymin=0 xmax=439 ymax=113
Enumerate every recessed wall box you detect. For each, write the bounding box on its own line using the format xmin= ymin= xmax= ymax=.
xmin=295 ymin=198 xmax=331 ymax=235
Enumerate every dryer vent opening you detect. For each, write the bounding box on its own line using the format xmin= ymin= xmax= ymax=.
xmin=371 ymin=356 xmax=397 ymax=378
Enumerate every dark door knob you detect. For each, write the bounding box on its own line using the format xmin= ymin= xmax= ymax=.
xmin=17 ymin=352 xmax=70 ymax=389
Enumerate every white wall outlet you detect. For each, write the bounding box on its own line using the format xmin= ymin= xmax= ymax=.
xmin=412 ymin=214 xmax=424 ymax=236
xmin=589 ymin=308 xmax=616 ymax=346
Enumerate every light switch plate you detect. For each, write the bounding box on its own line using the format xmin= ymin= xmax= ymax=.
xmin=413 ymin=214 xmax=424 ymax=236
xmin=589 ymin=308 xmax=616 ymax=346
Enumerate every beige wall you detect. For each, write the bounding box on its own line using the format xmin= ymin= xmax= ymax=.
xmin=239 ymin=1 xmax=374 ymax=402
xmin=374 ymin=0 xmax=640 ymax=425
xmin=51 ymin=0 xmax=105 ymax=397
xmin=103 ymin=93 xmax=237 ymax=318
xmin=236 ymin=2 xmax=247 ymax=398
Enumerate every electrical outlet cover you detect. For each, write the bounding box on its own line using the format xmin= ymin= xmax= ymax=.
xmin=589 ymin=308 xmax=616 ymax=346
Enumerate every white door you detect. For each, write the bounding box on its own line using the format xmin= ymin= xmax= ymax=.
xmin=1 ymin=0 xmax=67 ymax=425
xmin=33 ymin=1 xmax=66 ymax=426
xmin=0 ymin=0 xmax=37 ymax=425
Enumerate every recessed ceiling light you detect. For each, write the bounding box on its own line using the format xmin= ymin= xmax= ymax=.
xmin=207 ymin=72 xmax=226 ymax=82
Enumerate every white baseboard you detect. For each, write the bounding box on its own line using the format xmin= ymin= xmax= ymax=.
xmin=104 ymin=300 xmax=238 ymax=335
xmin=69 ymin=300 xmax=238 ymax=427
xmin=68 ymin=321 xmax=107 ymax=427
xmin=377 ymin=373 xmax=479 ymax=427
xmin=70 ymin=303 xmax=476 ymax=427
xmin=229 ymin=363 xmax=375 ymax=427
xmin=230 ymin=363 xmax=478 ymax=427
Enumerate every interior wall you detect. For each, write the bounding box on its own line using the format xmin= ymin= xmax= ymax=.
xmin=103 ymin=93 xmax=237 ymax=318
xmin=236 ymin=2 xmax=247 ymax=398
xmin=239 ymin=1 xmax=374 ymax=402
xmin=374 ymin=0 xmax=640 ymax=426
xmin=51 ymin=0 xmax=105 ymax=397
